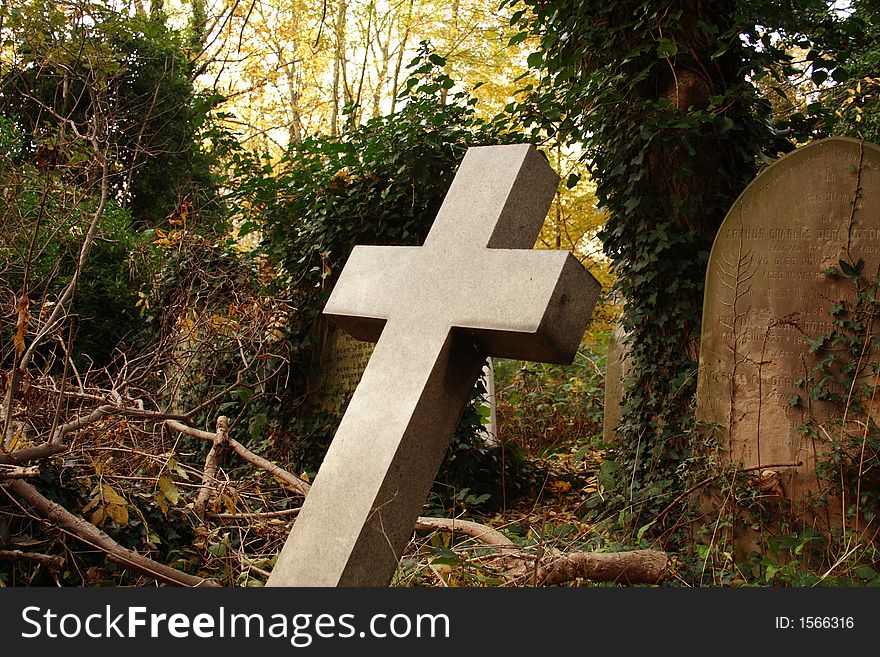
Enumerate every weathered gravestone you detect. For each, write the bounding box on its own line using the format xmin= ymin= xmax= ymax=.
xmin=308 ymin=323 xmax=374 ymax=413
xmin=267 ymin=144 xmax=600 ymax=586
xmin=696 ymin=137 xmax=880 ymax=529
xmin=602 ymin=321 xmax=630 ymax=444
xmin=479 ymin=359 xmax=499 ymax=445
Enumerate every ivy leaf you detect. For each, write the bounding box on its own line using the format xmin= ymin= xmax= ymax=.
xmin=811 ymin=69 xmax=828 ymax=85
xmin=106 ymin=503 xmax=129 ymax=527
xmin=566 ymin=172 xmax=580 ymax=189
xmin=507 ymin=31 xmax=529 ymax=46
xmin=838 ymin=259 xmax=864 ymax=280
xmin=831 ymin=67 xmax=849 ymax=83
xmin=526 ymin=52 xmax=543 ymax=68
xmin=657 ymin=39 xmax=678 ymax=58
xmin=101 ymin=484 xmax=127 ymax=506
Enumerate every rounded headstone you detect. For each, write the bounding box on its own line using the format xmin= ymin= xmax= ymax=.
xmin=697 ymin=137 xmax=880 ymax=522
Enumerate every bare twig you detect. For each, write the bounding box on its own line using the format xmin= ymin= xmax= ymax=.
xmin=165 ymin=419 xmax=311 ymax=497
xmin=209 ymin=507 xmax=301 ymax=520
xmin=0 ymin=549 xmax=64 ymax=569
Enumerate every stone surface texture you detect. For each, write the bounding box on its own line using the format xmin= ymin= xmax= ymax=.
xmin=308 ymin=323 xmax=374 ymax=413
xmin=696 ymin=137 xmax=880 ymax=520
xmin=602 ymin=321 xmax=629 ymax=444
xmin=267 ymin=144 xmax=600 ymax=586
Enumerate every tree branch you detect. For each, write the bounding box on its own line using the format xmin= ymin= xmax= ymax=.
xmin=165 ymin=419 xmax=311 ymax=497
xmin=6 ymin=480 xmax=219 ymax=587
xmin=0 ymin=465 xmax=40 ymax=479
xmin=194 ymin=415 xmax=229 ymax=520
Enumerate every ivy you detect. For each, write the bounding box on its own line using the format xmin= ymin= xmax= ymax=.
xmin=509 ymin=0 xmax=871 ymax=537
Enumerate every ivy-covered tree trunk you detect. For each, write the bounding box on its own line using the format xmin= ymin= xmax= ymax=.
xmin=514 ymin=0 xmax=780 ymax=529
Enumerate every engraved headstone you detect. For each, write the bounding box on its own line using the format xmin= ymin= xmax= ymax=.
xmin=696 ymin=137 xmax=880 ymax=524
xmin=602 ymin=322 xmax=629 ymax=444
xmin=267 ymin=144 xmax=600 ymax=586
xmin=309 ymin=323 xmax=374 ymax=413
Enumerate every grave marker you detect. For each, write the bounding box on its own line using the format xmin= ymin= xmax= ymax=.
xmin=267 ymin=144 xmax=599 ymax=586
xmin=602 ymin=322 xmax=629 ymax=444
xmin=696 ymin=137 xmax=880 ymax=522
xmin=309 ymin=324 xmax=374 ymax=413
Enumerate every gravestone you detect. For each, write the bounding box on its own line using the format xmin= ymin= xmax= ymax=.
xmin=696 ymin=137 xmax=880 ymax=525
xmin=308 ymin=323 xmax=374 ymax=413
xmin=267 ymin=144 xmax=599 ymax=586
xmin=602 ymin=321 xmax=629 ymax=444
xmin=480 ymin=359 xmax=499 ymax=445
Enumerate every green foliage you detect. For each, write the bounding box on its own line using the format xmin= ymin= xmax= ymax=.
xmin=795 ymin=256 xmax=880 ymax=525
xmin=495 ymin=338 xmax=607 ymax=455
xmin=0 ymin=118 xmax=154 ymax=366
xmin=0 ymin=2 xmax=223 ymax=228
xmin=826 ymin=1 xmax=880 ymax=142
xmin=509 ymin=0 xmax=877 ymax=536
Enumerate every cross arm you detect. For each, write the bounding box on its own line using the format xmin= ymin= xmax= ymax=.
xmin=463 ymin=250 xmax=600 ymax=363
xmin=322 ymin=245 xmax=418 ymax=342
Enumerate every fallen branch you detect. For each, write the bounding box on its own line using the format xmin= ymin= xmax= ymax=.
xmin=6 ymin=480 xmax=219 ymax=587
xmin=165 ymin=419 xmax=669 ymax=586
xmin=511 ymin=548 xmax=668 ymax=586
xmin=209 ymin=507 xmax=301 ymax=520
xmin=0 ymin=402 xmax=196 ymax=467
xmin=0 ymin=465 xmax=40 ymax=479
xmin=414 ymin=517 xmax=515 ymax=548
xmin=0 ymin=442 xmax=67 ymax=466
xmin=166 ymin=419 xmax=311 ymax=497
xmin=414 ymin=517 xmax=668 ymax=585
xmin=0 ymin=549 xmax=64 ymax=569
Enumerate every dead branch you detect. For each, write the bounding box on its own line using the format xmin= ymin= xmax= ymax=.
xmin=0 ymin=465 xmax=40 ymax=479
xmin=0 ymin=549 xmax=64 ymax=569
xmin=165 ymin=419 xmax=669 ymax=586
xmin=513 ymin=548 xmax=669 ymax=586
xmin=414 ymin=517 xmax=668 ymax=585
xmin=209 ymin=507 xmax=301 ymax=520
xmin=165 ymin=419 xmax=311 ymax=497
xmin=0 ymin=442 xmax=67 ymax=466
xmin=194 ymin=415 xmax=229 ymax=520
xmin=6 ymin=480 xmax=219 ymax=587
xmin=414 ymin=516 xmax=515 ymax=548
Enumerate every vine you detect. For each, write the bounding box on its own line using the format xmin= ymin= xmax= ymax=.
xmin=509 ymin=0 xmax=870 ymax=539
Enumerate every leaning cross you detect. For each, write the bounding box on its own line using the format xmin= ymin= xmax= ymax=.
xmin=267 ymin=144 xmax=599 ymax=586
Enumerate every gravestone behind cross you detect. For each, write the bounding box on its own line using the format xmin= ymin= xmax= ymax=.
xmin=479 ymin=359 xmax=499 ymax=445
xmin=602 ymin=321 xmax=630 ymax=444
xmin=267 ymin=144 xmax=599 ymax=586
xmin=696 ymin=137 xmax=880 ymax=525
xmin=308 ymin=322 xmax=374 ymax=413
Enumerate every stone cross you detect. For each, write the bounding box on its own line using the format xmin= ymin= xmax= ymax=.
xmin=267 ymin=144 xmax=599 ymax=586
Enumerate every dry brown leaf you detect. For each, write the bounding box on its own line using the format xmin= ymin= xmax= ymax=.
xmin=13 ymin=295 xmax=29 ymax=356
